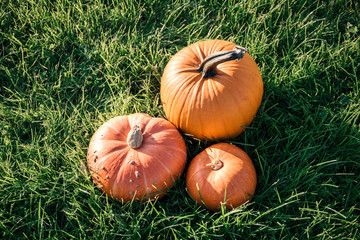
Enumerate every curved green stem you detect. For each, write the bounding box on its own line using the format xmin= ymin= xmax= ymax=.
xmin=197 ymin=46 xmax=247 ymax=78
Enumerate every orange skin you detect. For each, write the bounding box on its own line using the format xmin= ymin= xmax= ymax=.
xmin=186 ymin=143 xmax=257 ymax=211
xmin=161 ymin=39 xmax=263 ymax=141
xmin=87 ymin=113 xmax=187 ymax=202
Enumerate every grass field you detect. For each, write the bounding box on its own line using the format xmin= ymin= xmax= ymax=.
xmin=1 ymin=0 xmax=359 ymax=239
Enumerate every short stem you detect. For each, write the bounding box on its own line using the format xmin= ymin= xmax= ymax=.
xmin=197 ymin=46 xmax=247 ymax=78
xmin=127 ymin=125 xmax=143 ymax=148
xmin=206 ymin=159 xmax=224 ymax=171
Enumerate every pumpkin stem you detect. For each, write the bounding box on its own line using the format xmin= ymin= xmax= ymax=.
xmin=127 ymin=125 xmax=143 ymax=148
xmin=197 ymin=46 xmax=247 ymax=78
xmin=206 ymin=159 xmax=224 ymax=171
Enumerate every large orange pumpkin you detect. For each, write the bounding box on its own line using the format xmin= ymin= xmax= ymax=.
xmin=186 ymin=143 xmax=257 ymax=211
xmin=160 ymin=39 xmax=263 ymax=140
xmin=87 ymin=113 xmax=187 ymax=202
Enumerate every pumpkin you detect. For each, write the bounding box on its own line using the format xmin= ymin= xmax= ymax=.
xmin=186 ymin=143 xmax=257 ymax=211
xmin=160 ymin=39 xmax=263 ymax=140
xmin=87 ymin=113 xmax=187 ymax=202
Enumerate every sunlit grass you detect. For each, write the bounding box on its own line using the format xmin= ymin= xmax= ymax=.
xmin=1 ymin=0 xmax=359 ymax=239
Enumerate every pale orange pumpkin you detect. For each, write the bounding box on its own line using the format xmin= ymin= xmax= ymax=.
xmin=186 ymin=143 xmax=257 ymax=211
xmin=87 ymin=113 xmax=187 ymax=202
xmin=160 ymin=39 xmax=263 ymax=141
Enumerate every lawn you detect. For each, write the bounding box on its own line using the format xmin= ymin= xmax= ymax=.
xmin=1 ymin=0 xmax=359 ymax=239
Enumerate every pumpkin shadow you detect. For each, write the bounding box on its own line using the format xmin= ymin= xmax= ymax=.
xmin=236 ymin=73 xmax=360 ymax=212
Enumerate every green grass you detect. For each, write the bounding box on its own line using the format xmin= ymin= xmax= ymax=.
xmin=1 ymin=0 xmax=359 ymax=239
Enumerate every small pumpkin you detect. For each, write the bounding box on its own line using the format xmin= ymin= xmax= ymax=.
xmin=160 ymin=39 xmax=263 ymax=140
xmin=87 ymin=113 xmax=187 ymax=202
xmin=186 ymin=143 xmax=257 ymax=211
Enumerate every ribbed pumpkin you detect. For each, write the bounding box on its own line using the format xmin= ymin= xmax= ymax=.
xmin=87 ymin=113 xmax=187 ymax=202
xmin=160 ymin=39 xmax=263 ymax=140
xmin=186 ymin=143 xmax=257 ymax=211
